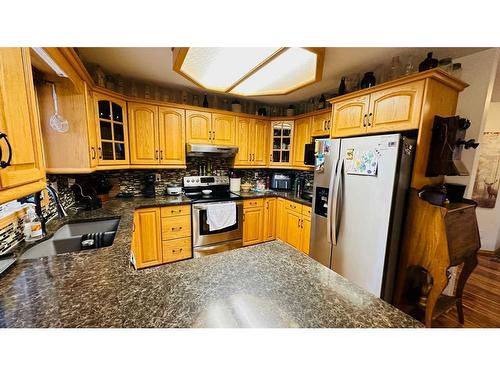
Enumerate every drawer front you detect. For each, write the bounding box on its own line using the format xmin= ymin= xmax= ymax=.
xmin=161 ymin=215 xmax=191 ymax=240
xmin=302 ymin=205 xmax=312 ymax=216
xmin=161 ymin=205 xmax=191 ymax=218
xmin=243 ymin=198 xmax=264 ymax=208
xmin=284 ymin=200 xmax=302 ymax=214
xmin=445 ymin=207 xmax=480 ymax=265
xmin=162 ymin=237 xmax=192 ymax=263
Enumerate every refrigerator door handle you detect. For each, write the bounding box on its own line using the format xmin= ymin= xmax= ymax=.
xmin=326 ymin=156 xmax=339 ymax=245
xmin=331 ymin=158 xmax=344 ymax=246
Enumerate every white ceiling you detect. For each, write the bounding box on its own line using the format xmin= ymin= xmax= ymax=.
xmin=77 ymin=47 xmax=488 ymax=104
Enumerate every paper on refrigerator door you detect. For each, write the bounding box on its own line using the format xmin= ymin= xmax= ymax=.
xmin=345 ymin=148 xmax=380 ymax=176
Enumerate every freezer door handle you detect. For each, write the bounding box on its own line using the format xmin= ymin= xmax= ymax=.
xmin=331 ymin=158 xmax=344 ymax=246
xmin=326 ymin=156 xmax=339 ymax=246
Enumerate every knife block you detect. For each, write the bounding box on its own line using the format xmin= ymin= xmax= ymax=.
xmin=393 ymin=189 xmax=480 ymax=327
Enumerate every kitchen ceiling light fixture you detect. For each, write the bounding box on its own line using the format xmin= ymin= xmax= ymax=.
xmin=173 ymin=47 xmax=324 ymax=97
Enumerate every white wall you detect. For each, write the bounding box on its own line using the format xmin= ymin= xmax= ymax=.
xmin=444 ymin=48 xmax=500 ymax=252
xmin=475 ymin=103 xmax=500 ymax=251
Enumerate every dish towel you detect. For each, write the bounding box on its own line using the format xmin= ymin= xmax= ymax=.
xmin=206 ymin=202 xmax=237 ymax=231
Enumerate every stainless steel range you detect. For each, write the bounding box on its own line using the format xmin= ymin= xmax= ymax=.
xmin=183 ymin=176 xmax=243 ymax=257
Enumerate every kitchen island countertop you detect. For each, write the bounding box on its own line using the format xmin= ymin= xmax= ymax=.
xmin=0 ymin=197 xmax=420 ymax=328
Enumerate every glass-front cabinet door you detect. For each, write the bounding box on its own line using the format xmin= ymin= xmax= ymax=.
xmin=269 ymin=120 xmax=293 ymax=166
xmin=95 ymin=93 xmax=129 ymax=165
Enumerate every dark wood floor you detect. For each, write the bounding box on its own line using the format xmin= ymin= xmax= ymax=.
xmin=433 ymin=254 xmax=500 ymax=328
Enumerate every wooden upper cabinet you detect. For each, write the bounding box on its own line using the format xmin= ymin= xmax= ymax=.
xmin=128 ymin=102 xmax=159 ymax=165
xmin=331 ymin=94 xmax=370 ymax=138
xmin=95 ymin=93 xmax=129 ymax=165
xmin=0 ymin=48 xmax=45 ymax=191
xmin=158 ymin=107 xmax=185 ymax=166
xmin=186 ymin=110 xmax=211 ymax=144
xmin=235 ymin=117 xmax=252 ymax=166
xmin=367 ymin=80 xmax=424 ymax=134
xmin=212 ymin=114 xmax=236 ymax=145
xmin=292 ymin=117 xmax=311 ymax=167
xmin=85 ymin=85 xmax=98 ymax=168
xmin=311 ymin=112 xmax=331 ymax=137
xmin=253 ymin=119 xmax=268 ymax=166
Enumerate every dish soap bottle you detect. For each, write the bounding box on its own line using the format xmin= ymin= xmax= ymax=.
xmin=23 ymin=205 xmax=44 ymax=242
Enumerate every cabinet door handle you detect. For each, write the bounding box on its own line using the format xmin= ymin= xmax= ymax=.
xmin=91 ymin=146 xmax=96 ymax=160
xmin=98 ymin=147 xmax=103 ymax=159
xmin=363 ymin=114 xmax=368 ymax=127
xmin=327 ymin=120 xmax=331 ymax=130
xmin=160 ymin=150 xmax=163 ymax=160
xmin=155 ymin=150 xmax=159 ymax=160
xmin=324 ymin=120 xmax=327 ymax=131
xmin=270 ymin=154 xmax=273 ymax=162
xmin=368 ymin=113 xmax=373 ymax=127
xmin=297 ymin=219 xmax=300 ymax=228
xmin=0 ymin=132 xmax=13 ymax=169
xmin=212 ymin=131 xmax=215 ymax=140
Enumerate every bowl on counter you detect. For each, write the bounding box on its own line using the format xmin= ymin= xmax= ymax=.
xmin=240 ymin=183 xmax=252 ymax=192
xmin=202 ymin=189 xmax=212 ymax=195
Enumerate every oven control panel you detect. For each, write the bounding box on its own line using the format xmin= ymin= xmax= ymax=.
xmin=183 ymin=175 xmax=229 ymax=187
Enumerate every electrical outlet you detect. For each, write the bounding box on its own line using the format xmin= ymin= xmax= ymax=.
xmin=68 ymin=178 xmax=75 ymax=187
xmin=155 ymin=173 xmax=161 ymax=182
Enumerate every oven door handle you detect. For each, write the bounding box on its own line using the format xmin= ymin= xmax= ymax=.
xmin=193 ymin=201 xmax=243 ymax=211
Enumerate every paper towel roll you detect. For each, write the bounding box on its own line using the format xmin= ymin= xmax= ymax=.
xmin=230 ymin=178 xmax=241 ymax=192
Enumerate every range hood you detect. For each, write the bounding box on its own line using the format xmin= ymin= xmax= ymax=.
xmin=186 ymin=143 xmax=239 ymax=157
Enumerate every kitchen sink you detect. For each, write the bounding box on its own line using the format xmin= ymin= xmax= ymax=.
xmin=19 ymin=218 xmax=120 ymax=260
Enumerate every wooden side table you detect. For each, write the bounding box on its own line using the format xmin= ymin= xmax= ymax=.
xmin=394 ymin=189 xmax=480 ymax=327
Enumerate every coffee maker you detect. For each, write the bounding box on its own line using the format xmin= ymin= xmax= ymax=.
xmin=143 ymin=174 xmax=156 ymax=198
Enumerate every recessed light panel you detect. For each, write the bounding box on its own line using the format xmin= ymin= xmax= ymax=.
xmin=173 ymin=47 xmax=324 ymax=96
xmin=230 ymin=48 xmax=318 ymax=96
xmin=179 ymin=47 xmax=281 ymax=92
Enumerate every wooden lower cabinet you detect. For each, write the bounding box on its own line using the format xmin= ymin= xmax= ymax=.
xmin=242 ymin=197 xmax=311 ymax=254
xmin=132 ymin=207 xmax=162 ymax=268
xmin=282 ymin=202 xmax=312 ymax=254
xmin=243 ymin=204 xmax=264 ymax=246
xmin=131 ymin=205 xmax=192 ymax=269
xmin=263 ymin=198 xmax=276 ymax=241
xmin=283 ymin=209 xmax=302 ymax=249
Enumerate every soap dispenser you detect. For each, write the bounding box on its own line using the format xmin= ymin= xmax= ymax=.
xmin=23 ymin=205 xmax=44 ymax=242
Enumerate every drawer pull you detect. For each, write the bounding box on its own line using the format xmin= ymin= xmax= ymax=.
xmin=171 ymin=209 xmax=182 ymax=214
xmin=171 ymin=226 xmax=183 ymax=231
xmin=172 ymin=248 xmax=183 ymax=253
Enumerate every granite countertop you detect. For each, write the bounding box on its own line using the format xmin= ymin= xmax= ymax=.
xmin=235 ymin=190 xmax=312 ymax=207
xmin=0 ymin=197 xmax=420 ymax=328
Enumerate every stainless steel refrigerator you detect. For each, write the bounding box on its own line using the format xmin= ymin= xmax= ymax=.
xmin=309 ymin=133 xmax=415 ymax=302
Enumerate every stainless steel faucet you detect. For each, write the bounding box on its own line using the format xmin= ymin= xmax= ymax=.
xmin=46 ymin=185 xmax=68 ymax=219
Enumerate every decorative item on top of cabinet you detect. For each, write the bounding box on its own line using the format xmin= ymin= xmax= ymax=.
xmin=94 ymin=93 xmax=129 ymax=165
xmin=292 ymin=116 xmax=312 ymax=168
xmin=270 ymin=121 xmax=294 ymax=166
xmin=0 ymin=48 xmax=46 ymax=204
